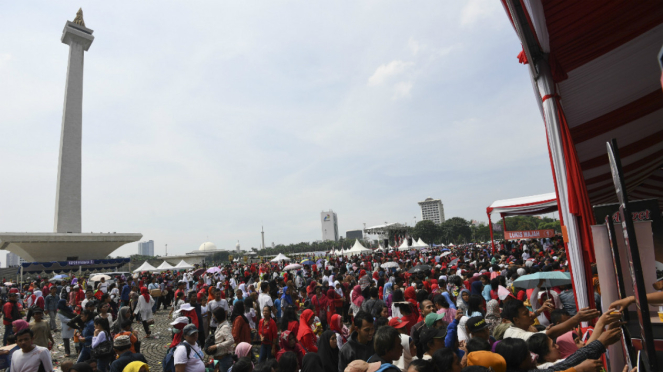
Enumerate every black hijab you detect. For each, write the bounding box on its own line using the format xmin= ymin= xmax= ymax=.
xmin=316 ymin=330 xmax=339 ymax=372
xmin=301 ymin=353 xmax=324 ymax=372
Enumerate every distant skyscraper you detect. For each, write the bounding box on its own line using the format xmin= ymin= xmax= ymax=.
xmin=6 ymin=252 xmax=23 ymax=267
xmin=418 ymin=197 xmax=445 ymax=224
xmin=321 ymin=210 xmax=339 ymax=241
xmin=346 ymin=230 xmax=363 ymax=240
xmin=137 ymin=240 xmax=154 ymax=256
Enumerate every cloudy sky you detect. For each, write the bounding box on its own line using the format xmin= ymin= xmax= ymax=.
xmin=0 ymin=1 xmax=554 ymax=257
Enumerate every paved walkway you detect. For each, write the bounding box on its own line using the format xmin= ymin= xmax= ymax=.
xmin=3 ymin=309 xmax=175 ymax=371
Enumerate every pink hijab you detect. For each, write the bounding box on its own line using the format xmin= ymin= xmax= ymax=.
xmin=557 ymin=331 xmax=579 ymax=359
xmin=351 ymin=285 xmax=364 ymax=307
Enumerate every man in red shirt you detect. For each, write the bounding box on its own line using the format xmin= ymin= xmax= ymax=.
xmin=3 ymin=292 xmax=20 ymax=345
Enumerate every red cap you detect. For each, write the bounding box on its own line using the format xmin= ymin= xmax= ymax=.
xmin=388 ymin=317 xmax=409 ymax=329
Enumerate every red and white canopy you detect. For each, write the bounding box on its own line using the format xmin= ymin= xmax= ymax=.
xmin=502 ymin=1 xmax=663 ymax=313
xmin=486 ymin=192 xmax=558 ymax=219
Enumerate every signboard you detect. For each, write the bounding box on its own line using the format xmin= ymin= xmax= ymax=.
xmin=68 ymin=260 xmax=94 ymax=266
xmin=504 ymin=229 xmax=554 ymax=240
xmin=593 ymin=199 xmax=663 ymax=277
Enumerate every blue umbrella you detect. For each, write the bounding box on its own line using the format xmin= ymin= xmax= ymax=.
xmin=301 ymin=259 xmax=315 ymax=265
xmin=514 ymin=271 xmax=571 ymax=289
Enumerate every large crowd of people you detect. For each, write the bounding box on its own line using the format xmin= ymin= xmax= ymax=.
xmin=0 ymin=236 xmax=649 ymax=372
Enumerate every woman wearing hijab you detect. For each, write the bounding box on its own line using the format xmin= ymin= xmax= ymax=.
xmin=122 ymin=361 xmax=149 ymax=372
xmin=134 ymin=287 xmax=154 ymax=339
xmin=316 ymin=330 xmax=339 ymax=372
xmin=111 ymin=306 xmax=131 ymax=334
xmin=296 ymin=309 xmax=318 ymax=352
xmin=56 ymin=299 xmax=76 ymax=357
xmin=484 ymin=299 xmax=501 ymax=334
xmin=349 ymin=285 xmax=364 ymax=317
xmin=328 ymin=314 xmax=347 ymax=349
xmin=276 ymin=330 xmax=306 ymax=367
xmin=228 ymin=342 xmax=254 ymax=372
xmin=470 ymin=281 xmax=483 ymax=297
xmin=456 ymin=289 xmax=470 ymax=314
xmin=383 ymin=283 xmax=394 ymax=317
xmin=301 ymin=353 xmax=324 ymax=372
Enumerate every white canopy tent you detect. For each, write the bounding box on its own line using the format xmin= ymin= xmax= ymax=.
xmin=174 ymin=260 xmax=194 ymax=269
xmin=154 ymin=261 xmax=174 ymax=272
xmin=271 ymin=253 xmax=291 ymax=262
xmin=343 ymin=240 xmax=372 ymax=256
xmin=412 ymin=238 xmax=428 ymax=248
xmin=397 ymin=240 xmax=410 ymax=251
xmin=133 ymin=261 xmax=157 ymax=273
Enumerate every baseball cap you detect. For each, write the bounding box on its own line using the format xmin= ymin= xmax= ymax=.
xmin=182 ymin=324 xmax=198 ymax=336
xmin=419 ymin=326 xmax=447 ymax=349
xmin=114 ymin=335 xmax=132 ymax=348
xmin=170 ymin=316 xmax=190 ymax=326
xmin=466 ymin=316 xmax=488 ymax=333
xmin=388 ymin=317 xmax=409 ymax=329
xmin=344 ymin=360 xmax=381 ymax=372
xmin=424 ymin=313 xmax=445 ymax=327
xmin=467 ymin=351 xmax=507 ymax=372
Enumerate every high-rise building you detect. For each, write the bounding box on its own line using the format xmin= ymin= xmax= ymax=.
xmin=6 ymin=252 xmax=23 ymax=267
xmin=418 ymin=197 xmax=445 ymax=224
xmin=321 ymin=210 xmax=339 ymax=241
xmin=346 ymin=230 xmax=363 ymax=240
xmin=138 ymin=240 xmax=154 ymax=256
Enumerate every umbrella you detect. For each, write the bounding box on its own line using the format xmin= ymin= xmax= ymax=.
xmin=441 ymin=251 xmax=452 ymax=257
xmin=3 ymin=282 xmax=13 ymax=286
xmin=301 ymin=259 xmax=315 ymax=265
xmin=49 ymin=274 xmax=69 ymax=282
xmin=513 ymin=271 xmax=571 ymax=289
xmin=89 ymin=274 xmax=111 ymax=281
xmin=206 ymin=267 xmax=221 ymax=274
xmin=283 ymin=264 xmax=302 ymax=271
xmin=408 ymin=264 xmax=431 ymax=274
xmin=381 ymin=262 xmax=399 ymax=269
xmin=192 ymin=268 xmax=206 ymax=277
xmin=448 ymin=258 xmax=459 ymax=266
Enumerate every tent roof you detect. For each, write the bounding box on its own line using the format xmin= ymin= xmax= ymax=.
xmin=155 ymin=261 xmax=174 ymax=271
xmin=346 ymin=240 xmax=371 ymax=254
xmin=133 ymin=261 xmax=157 ymax=273
xmin=487 ymin=192 xmax=558 ymax=218
xmin=397 ymin=239 xmax=410 ymax=251
xmin=503 ymin=2 xmax=663 ymax=209
xmin=174 ymin=260 xmax=194 ymax=269
xmin=271 ymin=253 xmax=291 ymax=262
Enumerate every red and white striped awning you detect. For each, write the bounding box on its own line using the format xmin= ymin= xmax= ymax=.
xmin=508 ymin=1 xmax=663 ymax=209
xmin=486 ymin=192 xmax=558 ymax=219
xmin=502 ymin=1 xmax=663 ymax=316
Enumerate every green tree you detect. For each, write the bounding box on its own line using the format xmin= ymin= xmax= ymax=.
xmin=440 ymin=217 xmax=472 ymax=244
xmin=412 ymin=220 xmax=440 ymax=244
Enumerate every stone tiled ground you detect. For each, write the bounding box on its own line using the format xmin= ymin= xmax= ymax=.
xmin=0 ymin=308 xmax=175 ymax=371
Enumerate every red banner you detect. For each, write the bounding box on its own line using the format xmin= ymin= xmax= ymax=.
xmin=504 ymin=229 xmax=555 ymax=240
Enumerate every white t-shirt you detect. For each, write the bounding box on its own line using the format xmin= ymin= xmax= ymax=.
xmin=522 ymin=252 xmax=530 ymax=260
xmin=98 ymin=282 xmax=108 ymax=294
xmin=207 ymin=299 xmax=229 ymax=327
xmin=10 ymin=345 xmax=53 ymax=372
xmin=258 ymin=293 xmax=273 ymax=313
xmin=174 ymin=342 xmax=205 ymax=372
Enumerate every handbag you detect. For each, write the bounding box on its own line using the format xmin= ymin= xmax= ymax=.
xmin=203 ymin=332 xmax=216 ymax=355
xmin=91 ymin=332 xmax=115 ymax=359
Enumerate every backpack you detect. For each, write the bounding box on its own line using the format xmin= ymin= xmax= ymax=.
xmin=162 ymin=343 xmax=192 ymax=372
xmin=203 ymin=332 xmax=216 ymax=355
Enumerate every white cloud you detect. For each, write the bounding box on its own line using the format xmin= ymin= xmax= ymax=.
xmin=368 ymin=60 xmax=413 ymax=86
xmin=392 ymin=81 xmax=413 ymax=99
xmin=460 ymin=0 xmax=502 ymax=27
